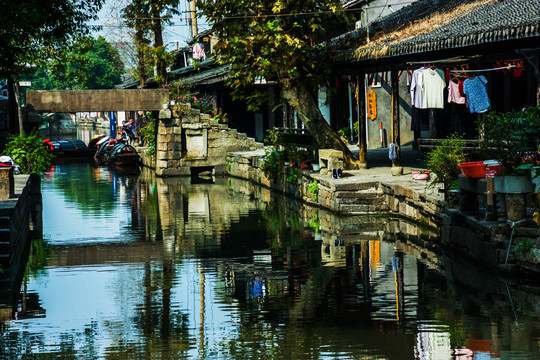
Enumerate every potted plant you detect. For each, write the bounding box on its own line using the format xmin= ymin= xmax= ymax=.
xmin=424 ymin=133 xmax=467 ymax=201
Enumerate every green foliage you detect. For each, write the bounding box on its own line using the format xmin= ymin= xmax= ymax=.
xmin=286 ymin=167 xmax=298 ymax=183
xmin=0 ymin=0 xmax=104 ymax=80
xmin=122 ymin=0 xmax=181 ymax=86
xmin=26 ymin=238 xmax=52 ymax=279
xmin=353 ymin=120 xmax=359 ymax=138
xmin=425 ymin=133 xmax=467 ymax=190
xmin=24 ymin=36 xmax=124 ymax=90
xmin=308 ymin=179 xmax=319 ymax=200
xmin=138 ymin=111 xmax=157 ymax=158
xmin=261 ymin=150 xmax=281 ymax=180
xmin=189 ymin=94 xmax=215 ymax=114
xmin=196 ymin=0 xmax=353 ymax=110
xmin=3 ymin=130 xmax=54 ymax=174
xmin=514 ymin=239 xmax=532 ymax=252
xmin=479 ymin=105 xmax=540 ymax=175
xmin=308 ymin=212 xmax=320 ymax=233
xmin=213 ymin=108 xmax=229 ymax=124
xmin=264 ymin=128 xmax=298 ymax=162
xmin=338 ymin=126 xmax=351 ymax=142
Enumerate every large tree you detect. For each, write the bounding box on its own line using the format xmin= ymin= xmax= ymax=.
xmin=0 ymin=0 xmax=104 ymax=78
xmin=122 ymin=0 xmax=181 ymax=86
xmin=0 ymin=0 xmax=105 ymax=132
xmin=25 ymin=36 xmax=124 ymax=90
xmin=196 ymin=0 xmax=360 ymax=167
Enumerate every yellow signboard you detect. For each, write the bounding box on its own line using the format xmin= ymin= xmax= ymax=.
xmin=367 ymin=89 xmax=377 ymax=120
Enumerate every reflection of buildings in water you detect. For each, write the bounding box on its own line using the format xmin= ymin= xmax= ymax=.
xmin=414 ymin=324 xmax=452 ymax=360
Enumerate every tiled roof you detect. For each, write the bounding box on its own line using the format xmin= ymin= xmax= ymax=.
xmin=335 ymin=0 xmax=540 ymax=63
xmin=179 ymin=64 xmax=232 ymax=87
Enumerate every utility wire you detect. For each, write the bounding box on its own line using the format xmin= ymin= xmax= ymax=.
xmin=99 ymin=1 xmax=416 ymax=22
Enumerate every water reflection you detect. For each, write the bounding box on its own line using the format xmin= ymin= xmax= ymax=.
xmin=0 ymin=163 xmax=539 ymax=359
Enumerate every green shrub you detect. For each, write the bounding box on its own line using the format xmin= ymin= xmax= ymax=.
xmin=3 ymin=130 xmax=54 ymax=174
xmin=308 ymin=179 xmax=319 ymax=200
xmin=425 ymin=133 xmax=467 ymax=190
xmin=261 ymin=150 xmax=281 ymax=179
xmin=138 ymin=111 xmax=156 ymax=158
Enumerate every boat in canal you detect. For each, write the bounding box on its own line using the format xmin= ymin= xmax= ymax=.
xmin=94 ymin=137 xmax=140 ymax=167
xmin=43 ymin=138 xmax=96 ymax=158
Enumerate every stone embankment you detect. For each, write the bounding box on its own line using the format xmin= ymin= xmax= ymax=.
xmin=0 ymin=168 xmax=41 ymax=318
xmin=225 ymin=149 xmax=540 ymax=276
xmin=136 ymin=108 xmax=540 ymax=275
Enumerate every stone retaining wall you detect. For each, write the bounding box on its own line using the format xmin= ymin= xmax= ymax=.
xmin=0 ymin=174 xmax=41 ymax=315
xmin=154 ymin=108 xmax=263 ymax=176
xmin=226 ymin=150 xmax=443 ymax=222
xmin=226 ymin=150 xmax=540 ymax=275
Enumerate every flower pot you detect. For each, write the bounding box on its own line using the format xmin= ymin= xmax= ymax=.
xmin=412 ymin=170 xmax=430 ymax=180
xmin=494 ymin=175 xmax=533 ymax=194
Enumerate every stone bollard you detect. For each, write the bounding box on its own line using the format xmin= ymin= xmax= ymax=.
xmin=0 ymin=167 xmax=14 ymax=200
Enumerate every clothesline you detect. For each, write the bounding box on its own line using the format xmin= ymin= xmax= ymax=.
xmin=450 ymin=65 xmax=522 ymax=73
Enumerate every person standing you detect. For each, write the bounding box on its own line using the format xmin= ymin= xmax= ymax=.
xmin=127 ymin=118 xmax=136 ymax=145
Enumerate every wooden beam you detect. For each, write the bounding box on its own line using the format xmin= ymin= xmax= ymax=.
xmin=356 ymin=72 xmax=367 ymax=164
xmin=26 ymin=89 xmax=169 ymax=112
xmin=391 ymin=69 xmax=401 ymax=167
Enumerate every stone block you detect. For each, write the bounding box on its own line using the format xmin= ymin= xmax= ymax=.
xmin=158 ymin=125 xmax=168 ymax=135
xmin=328 ymin=158 xmax=344 ymax=171
xmin=173 ymin=126 xmax=182 ymax=135
xmin=157 ymin=150 xmax=168 ymax=160
xmin=237 ymin=132 xmax=247 ymax=140
xmin=228 ymin=128 xmax=238 ymax=137
xmin=319 ymin=149 xmax=344 ymax=160
xmin=157 ymin=160 xmax=168 ymax=169
xmin=0 ymin=167 xmax=14 ymax=200
xmin=391 ymin=166 xmax=403 ymax=176
xmin=209 ymin=119 xmax=219 ymax=126
xmin=159 ymin=109 xmax=172 ymax=119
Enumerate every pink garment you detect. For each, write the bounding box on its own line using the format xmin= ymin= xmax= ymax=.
xmin=193 ymin=43 xmax=205 ymax=60
xmin=448 ymin=80 xmax=468 ymax=106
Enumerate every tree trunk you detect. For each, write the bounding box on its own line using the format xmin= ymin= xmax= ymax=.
xmin=151 ymin=1 xmax=166 ymax=84
xmin=279 ymin=76 xmax=360 ymax=169
xmin=14 ymin=81 xmax=24 ymax=135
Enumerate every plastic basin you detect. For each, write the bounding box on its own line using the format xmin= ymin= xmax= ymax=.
xmin=458 ymin=161 xmax=485 ymax=178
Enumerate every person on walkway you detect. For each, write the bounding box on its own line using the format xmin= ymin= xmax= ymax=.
xmin=126 ymin=118 xmax=136 ymax=145
xmin=123 ymin=119 xmax=136 ymax=145
xmin=118 ymin=120 xmax=128 ymax=143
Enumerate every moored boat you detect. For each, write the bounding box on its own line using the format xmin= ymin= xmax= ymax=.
xmin=43 ymin=139 xmax=96 ymax=158
xmin=94 ymin=138 xmax=140 ymax=167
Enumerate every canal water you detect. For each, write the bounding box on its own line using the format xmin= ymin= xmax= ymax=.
xmin=1 ymin=162 xmax=540 ymax=359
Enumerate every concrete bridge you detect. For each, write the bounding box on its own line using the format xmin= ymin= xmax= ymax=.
xmin=26 ymin=89 xmax=169 ymax=112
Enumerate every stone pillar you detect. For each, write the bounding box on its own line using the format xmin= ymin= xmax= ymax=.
xmin=0 ymin=167 xmax=14 ymax=200
xmin=156 ymin=109 xmax=183 ymax=177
